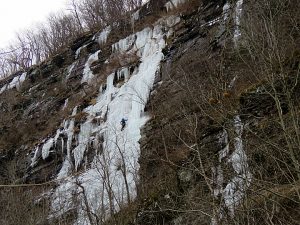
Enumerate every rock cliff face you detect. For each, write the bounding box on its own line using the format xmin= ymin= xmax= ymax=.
xmin=1 ymin=0 xmax=300 ymax=225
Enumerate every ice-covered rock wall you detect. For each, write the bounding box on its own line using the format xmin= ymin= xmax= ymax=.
xmin=30 ymin=16 xmax=180 ymax=225
xmin=212 ymin=116 xmax=252 ymax=224
xmin=223 ymin=116 xmax=252 ymax=215
xmin=200 ymin=0 xmax=244 ymax=47
xmin=82 ymin=50 xmax=101 ymax=84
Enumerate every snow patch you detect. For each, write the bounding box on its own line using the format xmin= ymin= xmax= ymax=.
xmin=76 ymin=44 xmax=88 ymax=59
xmin=233 ymin=0 xmax=244 ymax=47
xmin=0 ymin=72 xmax=27 ymax=94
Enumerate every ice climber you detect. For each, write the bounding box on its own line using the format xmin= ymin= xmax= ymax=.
xmin=120 ymin=118 xmax=127 ymax=131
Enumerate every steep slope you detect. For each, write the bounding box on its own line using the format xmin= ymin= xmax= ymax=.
xmin=0 ymin=0 xmax=300 ymax=225
xmin=0 ymin=1 xmax=193 ymax=224
xmin=136 ymin=0 xmax=300 ymax=224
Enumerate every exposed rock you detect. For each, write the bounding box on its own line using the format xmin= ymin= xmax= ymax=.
xmin=1 ymin=1 xmax=299 ymax=225
xmin=70 ymin=32 xmax=93 ymax=52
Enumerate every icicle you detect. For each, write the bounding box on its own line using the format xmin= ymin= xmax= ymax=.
xmin=42 ymin=138 xmax=54 ymax=160
xmin=66 ymin=107 xmax=78 ymax=159
xmin=73 ymin=121 xmax=93 ymax=170
xmin=97 ymin=26 xmax=112 ymax=45
xmin=111 ymin=34 xmax=136 ymax=53
xmin=61 ymin=137 xmax=64 ymax=154
xmin=54 ymin=129 xmax=61 ymax=145
xmin=66 ymin=62 xmax=76 ymax=80
xmin=82 ymin=50 xmax=101 ymax=84
xmin=30 ymin=146 xmax=40 ymax=167
xmin=62 ymin=98 xmax=69 ymax=110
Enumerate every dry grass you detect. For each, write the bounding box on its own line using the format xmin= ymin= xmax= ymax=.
xmin=0 ymin=186 xmax=50 ymax=225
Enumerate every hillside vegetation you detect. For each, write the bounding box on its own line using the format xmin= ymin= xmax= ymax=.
xmin=0 ymin=0 xmax=300 ymax=225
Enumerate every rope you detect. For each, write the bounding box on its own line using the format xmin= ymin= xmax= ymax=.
xmin=0 ymin=170 xmax=84 ymax=188
xmin=0 ymin=181 xmax=56 ymax=188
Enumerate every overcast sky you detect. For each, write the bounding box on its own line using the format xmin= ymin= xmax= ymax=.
xmin=0 ymin=0 xmax=67 ymax=49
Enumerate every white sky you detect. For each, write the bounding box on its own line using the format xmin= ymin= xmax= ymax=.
xmin=0 ymin=0 xmax=67 ymax=49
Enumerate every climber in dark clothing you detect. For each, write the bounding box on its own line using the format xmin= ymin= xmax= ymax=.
xmin=120 ymin=118 xmax=127 ymax=131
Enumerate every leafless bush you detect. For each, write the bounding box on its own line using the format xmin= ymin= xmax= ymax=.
xmin=0 ymin=185 xmax=49 ymax=225
xmin=0 ymin=0 xmax=143 ymax=78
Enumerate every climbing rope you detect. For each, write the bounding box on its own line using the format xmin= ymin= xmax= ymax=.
xmin=0 ymin=170 xmax=84 ymax=188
